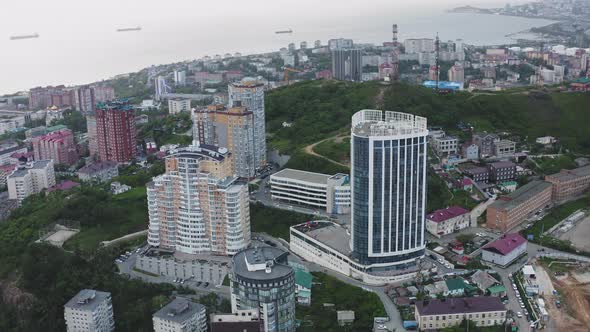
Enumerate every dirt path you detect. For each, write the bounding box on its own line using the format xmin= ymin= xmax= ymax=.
xmin=303 ymin=135 xmax=350 ymax=168
xmin=551 ymin=272 xmax=590 ymax=331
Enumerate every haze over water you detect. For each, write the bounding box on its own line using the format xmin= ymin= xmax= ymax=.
xmin=0 ymin=0 xmax=554 ymax=95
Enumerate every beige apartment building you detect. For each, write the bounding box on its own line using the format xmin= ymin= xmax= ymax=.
xmin=147 ymin=143 xmax=250 ymax=256
xmin=192 ymin=105 xmax=255 ymax=178
xmin=486 ymin=180 xmax=553 ymax=231
xmin=7 ymin=160 xmax=56 ymax=203
xmin=545 ymin=165 xmax=590 ymax=203
xmin=415 ymin=297 xmax=506 ymax=330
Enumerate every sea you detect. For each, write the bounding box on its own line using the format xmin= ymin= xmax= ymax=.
xmin=0 ymin=0 xmax=555 ymax=95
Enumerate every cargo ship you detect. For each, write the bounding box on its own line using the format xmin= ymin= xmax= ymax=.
xmin=275 ymin=29 xmax=293 ymax=34
xmin=10 ymin=33 xmax=39 ymax=40
xmin=116 ymin=26 xmax=142 ymax=32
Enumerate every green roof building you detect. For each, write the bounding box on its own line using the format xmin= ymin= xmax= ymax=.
xmin=487 ymin=285 xmax=507 ymax=297
xmin=445 ymin=278 xmax=467 ymax=296
xmin=290 ymin=262 xmax=313 ymax=306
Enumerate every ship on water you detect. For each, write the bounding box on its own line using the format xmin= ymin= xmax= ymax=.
xmin=275 ymin=29 xmax=293 ymax=34
xmin=10 ymin=33 xmax=39 ymax=40
xmin=116 ymin=26 xmax=142 ymax=32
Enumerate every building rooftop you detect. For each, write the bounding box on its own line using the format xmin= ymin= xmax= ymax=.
xmin=426 ymin=206 xmax=469 ymax=223
xmin=48 ymin=180 xmax=80 ymax=192
xmin=546 ymin=165 xmax=590 ymax=182
xmin=490 ymin=161 xmax=516 ymax=169
xmin=153 ymin=298 xmax=204 ymax=324
xmin=232 ymin=247 xmax=293 ymax=282
xmin=351 ymin=110 xmax=427 ymax=138
xmin=169 ymin=143 xmax=229 ymax=162
xmin=464 ymin=166 xmax=488 ymax=175
xmin=471 ymin=270 xmax=500 ymax=290
xmin=489 ymin=180 xmax=552 ymax=212
xmin=416 ymin=297 xmax=505 ymax=316
xmin=482 ymin=233 xmax=527 ymax=256
xmin=78 ymin=161 xmax=118 ymax=175
xmin=0 ymin=144 xmax=25 ymax=156
xmin=271 ymin=168 xmax=331 ymax=185
xmin=95 ymin=99 xmax=133 ymax=111
xmin=291 ymin=221 xmax=351 ymax=256
xmin=64 ymin=289 xmax=111 ymax=311
xmin=294 ymin=268 xmax=313 ymax=289
xmin=487 ymin=285 xmax=507 ymax=294
xmin=445 ymin=278 xmax=467 ymax=292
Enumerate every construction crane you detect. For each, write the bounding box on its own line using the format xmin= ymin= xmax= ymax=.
xmin=283 ymin=67 xmax=303 ymax=84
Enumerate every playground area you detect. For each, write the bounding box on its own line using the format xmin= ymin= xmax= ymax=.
xmin=37 ymin=224 xmax=80 ymax=247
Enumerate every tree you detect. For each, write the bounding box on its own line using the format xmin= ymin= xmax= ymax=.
xmin=456 ymin=234 xmax=475 ymax=245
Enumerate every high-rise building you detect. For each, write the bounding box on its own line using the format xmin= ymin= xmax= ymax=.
xmin=75 ymin=85 xmax=115 ymax=114
xmin=230 ymin=247 xmax=296 ymax=332
xmin=228 ymin=78 xmax=266 ymax=171
xmin=147 ymin=143 xmax=250 ymax=256
xmin=328 ymin=38 xmax=353 ymax=51
xmin=314 ymin=40 xmax=322 ymax=48
xmin=153 ymin=298 xmax=207 ymax=332
xmin=7 ymin=160 xmax=56 ymax=203
xmin=30 ymin=86 xmax=75 ymax=109
xmin=75 ymin=86 xmax=95 ymax=114
xmin=155 ymin=76 xmax=171 ymax=101
xmin=95 ymin=100 xmax=137 ymax=163
xmin=192 ymin=105 xmax=255 ymax=178
xmin=404 ymin=38 xmax=435 ymax=54
xmin=64 ymin=289 xmax=115 ymax=332
xmin=448 ymin=64 xmax=465 ymax=83
xmin=173 ymin=70 xmax=187 ymax=86
xmin=168 ymin=98 xmax=190 ymax=114
xmin=350 ymin=110 xmax=428 ymax=271
xmin=32 ymin=129 xmax=78 ymax=166
xmin=86 ymin=114 xmax=98 ymax=159
xmin=332 ymin=49 xmax=362 ymax=82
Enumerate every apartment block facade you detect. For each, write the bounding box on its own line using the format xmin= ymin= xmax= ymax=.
xmin=32 ymin=129 xmax=78 ymax=165
xmin=95 ymin=100 xmax=137 ymax=163
xmin=64 ymin=289 xmax=114 ymax=332
xmin=153 ymin=298 xmax=207 ymax=332
xmin=415 ymin=297 xmax=506 ymax=330
xmin=228 ymin=79 xmax=266 ymax=171
xmin=168 ymin=98 xmax=191 ymax=114
xmin=426 ymin=206 xmax=471 ymax=238
xmin=192 ymin=105 xmax=255 ymax=178
xmin=7 ymin=160 xmax=56 ymax=202
xmin=432 ymin=135 xmax=459 ymax=155
xmin=147 ymin=144 xmax=250 ymax=256
xmin=545 ymin=165 xmax=590 ymax=203
xmin=486 ymin=180 xmax=553 ymax=231
xmin=489 ymin=161 xmax=516 ymax=183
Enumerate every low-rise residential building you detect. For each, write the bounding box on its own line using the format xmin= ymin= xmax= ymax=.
xmin=487 ymin=285 xmax=507 ymax=297
xmin=415 ymin=297 xmax=506 ymax=330
xmin=433 ymin=135 xmax=459 ymax=155
xmin=463 ymin=144 xmax=479 ymax=160
xmin=0 ymin=143 xmax=27 ymax=165
xmin=545 ymin=165 xmax=590 ymax=203
xmin=0 ymin=164 xmax=17 ymax=188
xmin=153 ymin=298 xmax=207 ymax=332
xmin=486 ymin=180 xmax=553 ymax=231
xmin=425 ymin=206 xmax=471 ymax=238
xmin=7 ymin=160 xmax=56 ymax=203
xmin=290 ymin=262 xmax=312 ymax=306
xmin=445 ymin=278 xmax=468 ymax=297
xmin=472 ymin=133 xmax=500 ymax=157
xmin=470 ymin=270 xmax=500 ymax=292
xmin=494 ymin=140 xmax=516 ymax=158
xmin=64 ymin=289 xmax=114 ymax=332
xmin=464 ymin=167 xmax=489 ymax=183
xmin=77 ymin=161 xmax=119 ymax=182
xmin=110 ymin=182 xmax=131 ymax=195
xmin=536 ymin=136 xmax=556 ymax=145
xmin=337 ymin=311 xmax=355 ymax=326
xmin=481 ymin=233 xmax=527 ymax=267
xmin=270 ymin=169 xmax=351 ymax=214
xmin=210 ymin=311 xmax=261 ymax=332
xmin=168 ymin=98 xmax=191 ymax=114
xmin=489 ymin=161 xmax=516 ymax=183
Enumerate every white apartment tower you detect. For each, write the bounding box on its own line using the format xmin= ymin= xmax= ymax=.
xmin=228 ymin=78 xmax=267 ymax=171
xmin=7 ymin=160 xmax=56 ymax=203
xmin=64 ymin=289 xmax=115 ymax=332
xmin=147 ymin=143 xmax=251 ymax=256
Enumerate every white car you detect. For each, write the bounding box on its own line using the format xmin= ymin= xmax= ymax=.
xmin=517 ymin=312 xmax=522 ymax=318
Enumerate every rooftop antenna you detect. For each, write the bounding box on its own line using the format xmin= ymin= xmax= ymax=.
xmin=435 ymin=33 xmax=440 ymax=93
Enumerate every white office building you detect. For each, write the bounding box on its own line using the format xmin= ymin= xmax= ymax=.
xmin=270 ymin=168 xmax=351 ymax=214
xmin=64 ymin=289 xmax=115 ymax=332
xmin=153 ymin=298 xmax=207 ymax=332
xmin=7 ymin=160 xmax=56 ymax=203
xmin=168 ymin=98 xmax=191 ymax=114
xmin=174 ymin=70 xmax=187 ymax=86
xmin=432 ymin=135 xmax=459 ymax=155
xmin=404 ymin=38 xmax=435 ymax=54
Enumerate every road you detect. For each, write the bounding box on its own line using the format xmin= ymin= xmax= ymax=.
xmin=302 ymin=135 xmax=350 ymax=168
